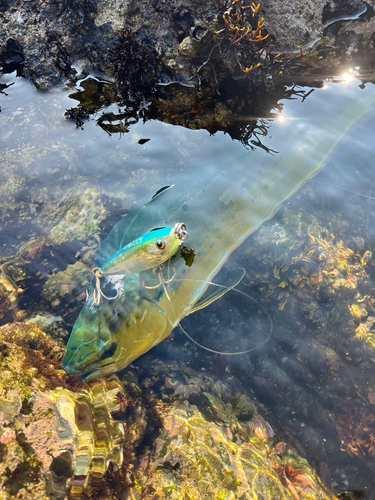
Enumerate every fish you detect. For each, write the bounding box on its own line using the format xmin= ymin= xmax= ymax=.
xmin=62 ymin=79 xmax=375 ymax=379
xmin=91 ymin=223 xmax=188 ymax=305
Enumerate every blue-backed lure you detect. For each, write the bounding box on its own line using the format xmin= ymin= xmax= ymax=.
xmin=91 ymin=223 xmax=188 ymax=305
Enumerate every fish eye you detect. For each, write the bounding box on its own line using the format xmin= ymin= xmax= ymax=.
xmin=156 ymin=239 xmax=165 ymax=249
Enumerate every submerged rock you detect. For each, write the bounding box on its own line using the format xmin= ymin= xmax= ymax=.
xmin=42 ymin=261 xmax=92 ymax=314
xmin=129 ymin=403 xmax=336 ymax=500
xmin=124 ymin=361 xmax=338 ymax=500
xmin=0 ymin=322 xmax=66 ymax=499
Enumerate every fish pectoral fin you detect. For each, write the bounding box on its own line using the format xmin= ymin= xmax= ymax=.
xmin=191 ymin=265 xmax=246 ymax=313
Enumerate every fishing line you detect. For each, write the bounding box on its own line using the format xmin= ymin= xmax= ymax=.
xmin=170 ymin=278 xmax=273 ymax=355
xmin=309 ymin=180 xmax=375 ymax=201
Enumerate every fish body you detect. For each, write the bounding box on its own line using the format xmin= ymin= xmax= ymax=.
xmin=97 ymin=224 xmax=187 ymax=276
xmin=63 ymin=80 xmax=375 ymax=379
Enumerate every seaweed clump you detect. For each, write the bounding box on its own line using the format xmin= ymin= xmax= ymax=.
xmin=108 ymin=30 xmax=158 ymax=97
xmin=64 ymin=105 xmax=90 ymax=130
xmin=335 ymin=406 xmax=375 ymax=460
xmin=210 ymin=0 xmax=274 ymax=75
xmin=176 ymin=0 xmax=285 ymax=88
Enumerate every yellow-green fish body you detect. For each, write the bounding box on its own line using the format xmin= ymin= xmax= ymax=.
xmin=62 ymin=80 xmax=375 ymax=379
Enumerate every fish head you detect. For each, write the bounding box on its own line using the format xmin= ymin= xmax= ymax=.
xmin=62 ymin=278 xmax=173 ymax=380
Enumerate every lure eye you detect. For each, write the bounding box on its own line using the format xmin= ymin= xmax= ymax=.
xmin=156 ymin=239 xmax=165 ymax=250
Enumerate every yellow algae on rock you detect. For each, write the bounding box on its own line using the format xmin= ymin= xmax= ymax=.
xmin=0 ymin=323 xmax=66 ymax=499
xmin=128 ymin=402 xmax=337 ymax=500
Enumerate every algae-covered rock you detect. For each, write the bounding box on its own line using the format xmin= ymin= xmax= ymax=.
xmin=120 ymin=360 xmax=339 ymax=500
xmin=129 ymin=403 xmax=337 ymax=500
xmin=0 ymin=322 xmax=66 ymax=499
xmin=0 ymin=322 xmax=340 ymax=499
xmin=46 ymin=188 xmax=107 ymax=246
xmin=42 ymin=261 xmax=93 ymax=314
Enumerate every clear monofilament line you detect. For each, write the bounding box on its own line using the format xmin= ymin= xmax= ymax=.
xmin=171 ymin=278 xmax=273 ymax=355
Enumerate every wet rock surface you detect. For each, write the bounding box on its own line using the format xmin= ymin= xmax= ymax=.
xmin=1 ymin=0 xmax=374 ymax=91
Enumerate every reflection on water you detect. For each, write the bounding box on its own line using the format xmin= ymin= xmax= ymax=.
xmin=1 ymin=69 xmax=375 ymax=498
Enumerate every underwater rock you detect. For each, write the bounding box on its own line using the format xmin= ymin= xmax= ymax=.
xmin=123 ymin=361 xmax=338 ymax=500
xmin=335 ymin=405 xmax=375 ymax=460
xmin=46 ymin=188 xmax=107 ymax=246
xmin=242 ymin=204 xmax=374 ymax=335
xmin=0 ymin=322 xmax=66 ymax=499
xmin=42 ymin=261 xmax=93 ymax=315
xmin=0 ymin=144 xmax=108 ymax=246
xmin=0 ymin=240 xmax=43 ymax=325
xmin=129 ymin=403 xmax=337 ymax=499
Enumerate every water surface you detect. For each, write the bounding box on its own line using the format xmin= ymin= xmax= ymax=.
xmin=2 ymin=70 xmax=375 ymax=497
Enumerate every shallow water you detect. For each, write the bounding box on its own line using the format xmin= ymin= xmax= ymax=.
xmin=2 ymin=69 xmax=375 ymax=497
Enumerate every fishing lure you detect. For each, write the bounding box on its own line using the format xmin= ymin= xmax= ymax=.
xmin=92 ymin=223 xmax=188 ymax=306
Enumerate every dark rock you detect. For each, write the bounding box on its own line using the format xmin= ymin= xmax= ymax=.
xmin=0 ymin=0 xmax=374 ymax=91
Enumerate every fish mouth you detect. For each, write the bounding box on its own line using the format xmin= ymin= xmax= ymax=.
xmin=82 ymin=364 xmax=118 ymax=381
xmin=62 ymin=350 xmax=117 ymax=379
xmin=62 ymin=349 xmax=95 ymax=376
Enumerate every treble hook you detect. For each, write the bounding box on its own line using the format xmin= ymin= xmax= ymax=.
xmin=92 ymin=267 xmax=121 ymax=306
xmin=143 ymin=265 xmax=176 ymax=302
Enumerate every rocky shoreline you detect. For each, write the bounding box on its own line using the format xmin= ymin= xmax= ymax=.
xmin=1 ymin=0 xmax=374 ymax=91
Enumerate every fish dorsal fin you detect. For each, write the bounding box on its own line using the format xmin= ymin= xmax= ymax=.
xmin=149 ymin=185 xmax=174 ymax=202
xmin=191 ymin=265 xmax=246 ymax=313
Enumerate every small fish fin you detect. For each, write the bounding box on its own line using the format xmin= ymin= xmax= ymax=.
xmin=149 ymin=185 xmax=174 ymax=202
xmin=191 ymin=265 xmax=246 ymax=313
